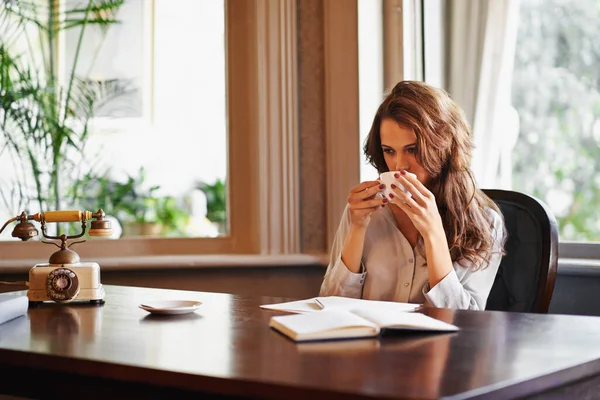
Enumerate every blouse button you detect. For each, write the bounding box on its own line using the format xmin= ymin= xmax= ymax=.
xmin=404 ymin=282 xmax=409 ymax=287
xmin=408 ymin=258 xmax=414 ymax=264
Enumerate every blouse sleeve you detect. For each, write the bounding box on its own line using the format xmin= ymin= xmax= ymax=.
xmin=319 ymin=205 xmax=367 ymax=298
xmin=422 ymin=209 xmax=505 ymax=310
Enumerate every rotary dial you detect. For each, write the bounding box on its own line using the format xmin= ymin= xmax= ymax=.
xmin=46 ymin=267 xmax=80 ymax=302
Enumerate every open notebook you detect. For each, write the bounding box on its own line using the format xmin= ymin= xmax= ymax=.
xmin=260 ymin=296 xmax=421 ymax=314
xmin=269 ymin=308 xmax=459 ymax=342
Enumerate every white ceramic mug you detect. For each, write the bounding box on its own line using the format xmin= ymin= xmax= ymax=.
xmin=378 ymin=171 xmax=415 ymax=204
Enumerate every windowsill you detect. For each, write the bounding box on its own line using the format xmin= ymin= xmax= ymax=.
xmin=1 ymin=253 xmax=597 ymax=275
xmin=558 ymin=258 xmax=600 ymax=276
xmin=0 ymin=253 xmax=329 ymax=274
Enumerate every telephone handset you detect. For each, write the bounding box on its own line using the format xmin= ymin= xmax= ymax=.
xmin=0 ymin=209 xmax=112 ymax=304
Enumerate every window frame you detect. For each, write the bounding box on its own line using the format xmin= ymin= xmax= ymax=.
xmin=559 ymin=242 xmax=600 ymax=261
xmin=323 ymin=0 xmax=360 ymax=249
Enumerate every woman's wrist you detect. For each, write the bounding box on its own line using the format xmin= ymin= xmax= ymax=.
xmin=349 ymin=223 xmax=368 ymax=234
xmin=341 ymin=226 xmax=368 ymax=274
xmin=422 ymin=227 xmax=447 ymax=248
xmin=422 ymin=228 xmax=454 ymax=288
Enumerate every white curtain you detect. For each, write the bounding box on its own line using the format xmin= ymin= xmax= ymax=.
xmin=446 ymin=0 xmax=521 ymax=189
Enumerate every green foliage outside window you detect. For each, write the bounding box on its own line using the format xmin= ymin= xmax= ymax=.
xmin=198 ymin=179 xmax=226 ymax=234
xmin=511 ymin=0 xmax=600 ymax=241
xmin=71 ymin=167 xmax=190 ymax=237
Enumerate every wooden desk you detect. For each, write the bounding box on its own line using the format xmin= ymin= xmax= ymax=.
xmin=1 ymin=285 xmax=600 ymax=399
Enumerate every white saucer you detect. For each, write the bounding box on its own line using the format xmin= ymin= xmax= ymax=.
xmin=139 ymin=300 xmax=203 ymax=315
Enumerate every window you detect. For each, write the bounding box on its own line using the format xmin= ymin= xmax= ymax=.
xmin=1 ymin=0 xmax=227 ymax=240
xmin=0 ymin=0 xmax=299 ymax=262
xmin=358 ymin=0 xmax=383 ymax=182
xmin=418 ymin=0 xmax=600 ymax=250
xmin=358 ymin=0 xmax=424 ymax=183
xmin=510 ymin=0 xmax=600 ymax=243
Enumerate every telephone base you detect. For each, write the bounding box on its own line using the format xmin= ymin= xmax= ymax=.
xmin=27 ymin=262 xmax=106 ymax=304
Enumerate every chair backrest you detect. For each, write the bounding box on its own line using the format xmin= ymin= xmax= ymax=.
xmin=483 ymin=189 xmax=559 ymax=313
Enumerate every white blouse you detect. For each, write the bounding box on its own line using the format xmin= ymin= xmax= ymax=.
xmin=319 ymin=205 xmax=504 ymax=310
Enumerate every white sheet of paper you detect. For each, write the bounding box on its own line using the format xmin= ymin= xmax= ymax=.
xmin=315 ymin=296 xmax=421 ymax=313
xmin=260 ymin=298 xmax=323 ymax=313
xmin=260 ymin=296 xmax=421 ymax=314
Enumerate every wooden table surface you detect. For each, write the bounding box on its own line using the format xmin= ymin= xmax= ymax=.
xmin=1 ymin=285 xmax=600 ymax=400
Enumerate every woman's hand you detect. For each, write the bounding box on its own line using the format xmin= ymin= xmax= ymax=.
xmin=389 ymin=170 xmax=454 ymax=289
xmin=388 ymin=171 xmax=444 ymax=239
xmin=347 ymin=181 xmax=388 ymax=228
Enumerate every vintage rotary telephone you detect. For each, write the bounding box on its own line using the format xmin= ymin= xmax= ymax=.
xmin=0 ymin=209 xmax=112 ymax=305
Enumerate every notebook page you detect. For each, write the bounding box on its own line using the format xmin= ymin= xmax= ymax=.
xmin=351 ymin=308 xmax=459 ymax=332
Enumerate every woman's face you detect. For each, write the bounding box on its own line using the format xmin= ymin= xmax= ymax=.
xmin=380 ymin=118 xmax=431 ymax=186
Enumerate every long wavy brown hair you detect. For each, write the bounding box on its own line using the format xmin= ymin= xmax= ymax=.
xmin=364 ymin=80 xmax=506 ymax=269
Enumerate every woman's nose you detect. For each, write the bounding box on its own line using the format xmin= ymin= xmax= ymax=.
xmin=394 ymin=155 xmax=409 ymax=171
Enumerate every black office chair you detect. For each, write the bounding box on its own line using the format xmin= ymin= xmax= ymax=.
xmin=483 ymin=189 xmax=559 ymax=313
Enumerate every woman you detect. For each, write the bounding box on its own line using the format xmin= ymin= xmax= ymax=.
xmin=320 ymin=80 xmax=506 ymax=310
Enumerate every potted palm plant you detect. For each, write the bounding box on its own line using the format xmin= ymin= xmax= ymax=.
xmin=0 ymin=0 xmax=128 ymax=222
